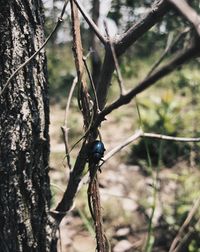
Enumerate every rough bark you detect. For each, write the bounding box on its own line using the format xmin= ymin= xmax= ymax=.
xmin=0 ymin=1 xmax=51 ymax=251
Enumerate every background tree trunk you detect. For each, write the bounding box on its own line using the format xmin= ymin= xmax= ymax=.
xmin=0 ymin=1 xmax=51 ymax=251
xmin=90 ymin=0 xmax=101 ymax=87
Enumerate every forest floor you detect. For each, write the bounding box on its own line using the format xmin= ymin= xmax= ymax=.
xmin=49 ymin=102 xmax=200 ymax=252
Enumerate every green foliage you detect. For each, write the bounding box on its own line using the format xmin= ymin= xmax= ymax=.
xmin=47 ymin=45 xmax=75 ymax=101
xmin=77 ymin=208 xmax=95 ymax=236
xmin=130 ymin=90 xmax=192 ymax=167
xmin=107 ymin=0 xmax=199 ymax=60
xmin=169 ymin=170 xmax=200 ymax=251
xmin=189 ymin=240 xmax=200 ymax=252
xmin=108 ymin=0 xmax=152 ymax=27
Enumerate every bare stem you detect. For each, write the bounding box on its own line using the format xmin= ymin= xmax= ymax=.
xmin=147 ymin=27 xmax=190 ymax=77
xmin=103 ymin=130 xmax=142 ymax=163
xmin=168 ymin=0 xmax=200 ymax=36
xmin=83 ymin=55 xmax=100 ymax=113
xmin=142 ymin=132 xmax=200 ymax=142
xmin=96 ymin=0 xmax=170 ymax=110
xmin=104 ymin=21 xmax=126 ymax=96
xmin=103 ymin=129 xmax=200 ymax=163
xmin=61 ymin=76 xmax=78 ymax=170
xmin=169 ymin=196 xmax=200 ymax=252
xmin=73 ymin=0 xmax=106 ymax=45
xmin=94 ymin=42 xmax=199 ymax=127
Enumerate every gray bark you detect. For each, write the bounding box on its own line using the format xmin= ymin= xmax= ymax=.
xmin=0 ymin=1 xmax=51 ymax=251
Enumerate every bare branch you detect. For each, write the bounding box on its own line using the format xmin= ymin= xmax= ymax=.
xmin=173 ymin=227 xmax=197 ymax=252
xmin=104 ymin=21 xmax=126 ymax=96
xmin=64 ymin=77 xmax=78 ymax=127
xmin=61 ymin=76 xmax=78 ymax=170
xmin=72 ymin=0 xmax=107 ymax=45
xmin=0 ymin=0 xmax=69 ymax=97
xmin=103 ymin=130 xmax=142 ymax=163
xmin=53 ymin=0 xmax=91 ymax=220
xmin=102 ymin=129 xmax=200 ymax=163
xmin=147 ymin=27 xmax=190 ymax=77
xmin=70 ymin=0 xmax=92 ymax=128
xmin=142 ymin=132 xmax=200 ymax=142
xmin=88 ymin=176 xmax=107 ymax=252
xmin=115 ymin=0 xmax=170 ymax=56
xmin=167 ymin=0 xmax=200 ymax=36
xmin=147 ymin=32 xmax=174 ymax=77
xmin=97 ymin=0 xmax=171 ymax=110
xmin=95 ymin=42 xmax=199 ymax=126
xmin=83 ymin=54 xmax=100 ymax=113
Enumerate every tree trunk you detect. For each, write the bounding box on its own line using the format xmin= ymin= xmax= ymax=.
xmin=0 ymin=1 xmax=51 ymax=251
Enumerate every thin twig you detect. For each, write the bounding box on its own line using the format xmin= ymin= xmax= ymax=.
xmin=173 ymin=218 xmax=200 ymax=252
xmin=102 ymin=130 xmax=142 ymax=163
xmin=167 ymin=0 xmax=200 ymax=36
xmin=102 ymin=129 xmax=200 ymax=164
xmin=67 ymin=109 xmax=94 ymax=153
xmin=73 ymin=0 xmax=107 ymax=45
xmin=104 ymin=21 xmax=126 ymax=96
xmin=147 ymin=32 xmax=174 ymax=77
xmin=169 ymin=196 xmax=200 ymax=252
xmin=94 ymin=42 xmax=199 ymax=127
xmin=147 ymin=27 xmax=190 ymax=77
xmin=61 ymin=76 xmax=78 ymax=170
xmin=55 ymin=140 xmax=88 ymax=216
xmin=83 ymin=54 xmax=100 ymax=113
xmin=0 ymin=0 xmax=69 ymax=97
xmin=141 ymin=132 xmax=200 ymax=142
xmin=64 ymin=76 xmax=78 ymax=127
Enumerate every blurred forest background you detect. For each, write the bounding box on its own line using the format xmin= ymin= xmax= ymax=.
xmin=43 ymin=0 xmax=200 ymax=251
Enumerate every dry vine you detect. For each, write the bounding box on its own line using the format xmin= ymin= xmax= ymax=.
xmin=52 ymin=0 xmax=200 ymax=251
